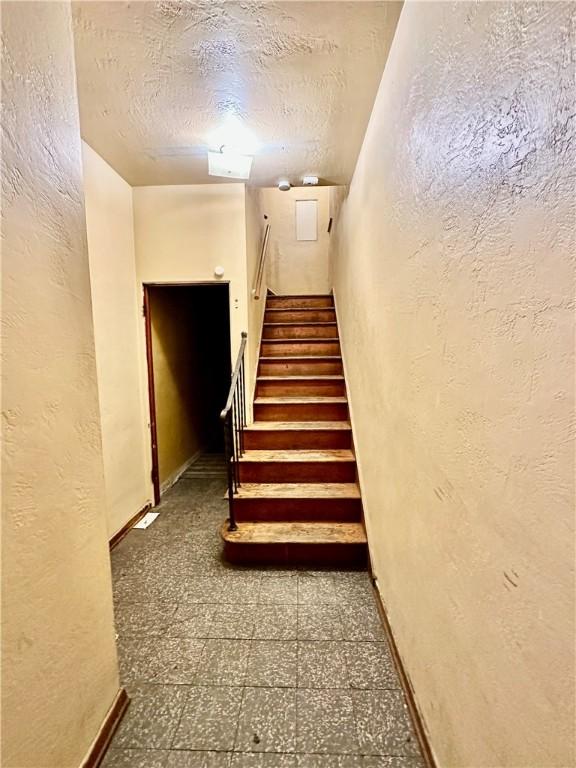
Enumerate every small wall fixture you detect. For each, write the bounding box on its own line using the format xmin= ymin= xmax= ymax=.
xmin=214 ymin=266 xmax=225 ymax=278
xmin=302 ymin=175 xmax=319 ymax=186
xmin=278 ymin=179 xmax=291 ymax=192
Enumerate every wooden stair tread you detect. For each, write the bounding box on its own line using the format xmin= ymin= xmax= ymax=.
xmin=266 ymin=304 xmax=334 ymax=312
xmin=259 ymin=355 xmax=342 ymax=362
xmin=269 ymin=294 xmax=333 ymax=299
xmin=263 ymin=322 xmax=337 ymax=327
xmin=221 ymin=521 xmax=366 ymax=545
xmin=265 ymin=309 xmax=335 ymax=317
xmin=234 ymin=483 xmax=361 ymax=499
xmin=257 ymin=375 xmax=344 ymax=382
xmin=254 ymin=396 xmax=347 ymax=404
xmin=266 ymin=296 xmax=335 ymax=311
xmin=246 ymin=421 xmax=351 ymax=431
xmin=262 ymin=336 xmax=339 ymax=344
xmin=239 ymin=449 xmax=354 ymax=462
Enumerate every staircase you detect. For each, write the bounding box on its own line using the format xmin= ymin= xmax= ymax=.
xmin=221 ymin=294 xmax=367 ymax=568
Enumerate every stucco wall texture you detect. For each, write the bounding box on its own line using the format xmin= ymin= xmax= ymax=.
xmin=133 ymin=183 xmax=250 ymax=365
xmin=72 ymin=1 xmax=402 ymax=187
xmin=82 ymin=142 xmax=151 ymax=538
xmin=1 ymin=3 xmax=120 ymax=766
xmin=133 ymin=183 xmax=255 ymax=496
xmin=80 ymin=176 xmax=265 ymax=529
xmin=332 ymin=2 xmax=575 ymax=766
xmin=262 ymin=186 xmax=332 ymax=295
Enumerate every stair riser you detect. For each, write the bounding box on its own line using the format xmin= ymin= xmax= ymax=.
xmin=259 ymin=360 xmax=343 ymax=376
xmin=223 ymin=540 xmax=367 ymax=568
xmin=267 ymin=297 xmax=333 ymax=309
xmin=239 ymin=462 xmax=356 ymax=484
xmin=261 ymin=341 xmax=341 ymax=357
xmin=254 ymin=402 xmax=348 ymax=421
xmin=265 ymin=309 xmax=336 ymax=324
xmin=256 ymin=380 xmax=346 ymax=397
xmin=235 ymin=498 xmax=361 ymax=523
xmin=263 ymin=325 xmax=338 ymax=340
xmin=244 ymin=429 xmax=352 ymax=450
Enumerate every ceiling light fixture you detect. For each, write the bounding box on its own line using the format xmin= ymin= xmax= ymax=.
xmin=207 ymin=114 xmax=259 ymax=157
xmin=206 ymin=114 xmax=258 ymax=180
xmin=208 ymin=147 xmax=253 ymax=180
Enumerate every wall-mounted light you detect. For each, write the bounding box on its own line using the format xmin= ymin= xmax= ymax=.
xmin=278 ymin=179 xmax=291 ymax=191
xmin=302 ymin=175 xmax=319 ymax=186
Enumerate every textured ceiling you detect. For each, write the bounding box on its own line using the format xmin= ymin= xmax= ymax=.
xmin=72 ymin=1 xmax=402 ymax=186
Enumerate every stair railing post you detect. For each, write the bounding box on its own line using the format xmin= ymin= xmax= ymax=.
xmin=221 ymin=332 xmax=247 ymax=533
xmin=222 ymin=411 xmax=237 ymax=531
xmin=232 ymin=392 xmax=239 ymax=492
xmin=239 ymin=355 xmax=246 ymax=456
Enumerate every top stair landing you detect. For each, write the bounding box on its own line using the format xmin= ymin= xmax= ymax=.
xmin=266 ymin=295 xmax=335 ymax=309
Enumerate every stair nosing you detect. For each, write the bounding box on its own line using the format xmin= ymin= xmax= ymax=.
xmin=254 ymin=396 xmax=347 ymax=403
xmin=263 ymin=321 xmax=337 ymax=327
xmin=238 ymin=449 xmax=355 ymax=462
xmin=221 ymin=521 xmax=367 ymax=545
xmin=265 ymin=308 xmax=335 ymax=314
xmin=267 ymin=294 xmax=334 ymax=299
xmin=246 ymin=421 xmax=351 ymax=431
xmin=257 ymin=375 xmax=344 ymax=381
xmin=259 ymin=355 xmax=342 ymax=362
xmin=234 ymin=482 xmax=361 ymax=498
xmin=262 ymin=338 xmax=340 ymax=343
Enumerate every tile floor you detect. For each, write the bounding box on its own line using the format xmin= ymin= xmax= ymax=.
xmin=103 ymin=471 xmax=425 ymax=768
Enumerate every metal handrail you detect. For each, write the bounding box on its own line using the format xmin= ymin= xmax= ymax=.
xmin=220 ymin=331 xmax=248 ymax=531
xmin=251 ymin=223 xmax=270 ymax=300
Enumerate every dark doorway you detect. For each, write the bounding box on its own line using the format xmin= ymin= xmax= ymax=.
xmin=143 ymin=282 xmax=231 ymax=505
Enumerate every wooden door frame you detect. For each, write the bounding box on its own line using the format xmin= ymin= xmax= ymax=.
xmin=143 ymin=284 xmax=161 ymax=505
xmin=142 ymin=281 xmax=231 ymax=506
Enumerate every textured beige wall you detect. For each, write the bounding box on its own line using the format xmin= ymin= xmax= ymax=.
xmin=261 ymin=186 xmax=332 ymax=295
xmin=82 ymin=142 xmax=151 ymax=537
xmin=133 ymin=185 xmax=250 ymax=470
xmin=133 ymin=184 xmax=248 ymax=351
xmin=1 ymin=3 xmax=120 ymax=766
xmin=332 ymin=2 xmax=575 ymax=766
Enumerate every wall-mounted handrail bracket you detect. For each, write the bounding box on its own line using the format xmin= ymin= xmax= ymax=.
xmin=220 ymin=331 xmax=248 ymax=531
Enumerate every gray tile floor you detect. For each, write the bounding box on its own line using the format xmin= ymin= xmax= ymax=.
xmin=104 ymin=473 xmax=425 ymax=768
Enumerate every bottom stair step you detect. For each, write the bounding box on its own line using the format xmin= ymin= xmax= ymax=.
xmin=222 ymin=520 xmax=366 ymax=544
xmin=220 ymin=521 xmax=367 ymax=567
